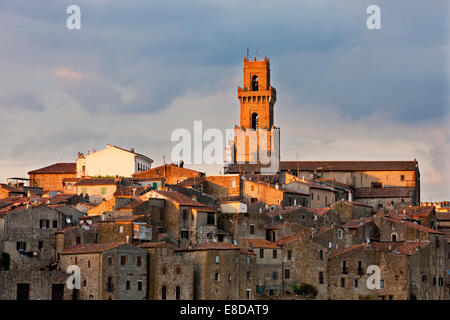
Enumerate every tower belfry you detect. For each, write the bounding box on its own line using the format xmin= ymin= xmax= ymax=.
xmin=227 ymin=56 xmax=280 ymax=167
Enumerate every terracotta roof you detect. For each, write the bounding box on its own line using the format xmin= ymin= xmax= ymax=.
xmin=176 ymin=242 xmax=240 ymax=251
xmin=436 ymin=212 xmax=450 ymax=220
xmin=61 ymin=242 xmax=125 ymax=255
xmin=226 ymin=161 xmax=417 ymax=173
xmin=385 ymin=206 xmax=434 ymax=218
xmin=274 ymin=234 xmax=300 ymax=245
xmin=28 ymin=163 xmax=76 ymax=175
xmin=133 ymin=163 xmax=204 ymax=178
xmin=139 ymin=242 xmax=166 ymax=249
xmin=172 ymin=176 xmax=206 ymax=187
xmin=354 ymin=187 xmax=415 ymax=198
xmin=329 ymin=244 xmax=366 ymax=258
xmin=151 ymin=190 xmax=206 ymax=207
xmin=370 ymin=241 xmax=430 ymax=255
xmin=115 ymin=186 xmax=152 ymax=197
xmin=0 ymin=184 xmax=27 ymax=193
xmin=240 ymin=238 xmax=280 ymax=249
xmin=343 ymin=218 xmax=373 ymax=229
xmin=383 ymin=217 xmax=444 ymax=234
xmin=74 ymin=178 xmax=117 ymax=186
xmin=304 ymin=207 xmax=332 ymax=216
xmin=106 ymin=144 xmax=153 ymax=163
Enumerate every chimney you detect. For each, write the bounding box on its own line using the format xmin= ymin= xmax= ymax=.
xmin=130 ymin=147 xmax=135 ymax=153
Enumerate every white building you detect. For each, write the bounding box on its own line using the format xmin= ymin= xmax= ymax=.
xmin=76 ymin=144 xmax=153 ymax=178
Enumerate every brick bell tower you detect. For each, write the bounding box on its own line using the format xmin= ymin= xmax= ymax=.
xmin=227 ymin=56 xmax=280 ymax=166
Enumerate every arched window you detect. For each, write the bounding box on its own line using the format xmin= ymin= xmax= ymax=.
xmin=251 ymin=75 xmax=258 ymax=91
xmin=251 ymin=113 xmax=259 ymax=130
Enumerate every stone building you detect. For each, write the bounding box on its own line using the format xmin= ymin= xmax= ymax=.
xmin=140 ymin=241 xmax=194 ymax=300
xmin=0 ymin=204 xmax=84 ymax=271
xmin=175 ymin=242 xmax=241 ymax=300
xmin=142 ymin=190 xmax=220 ymax=246
xmin=59 ymin=243 xmax=147 ymax=300
xmin=275 ymin=234 xmax=329 ymax=299
xmin=354 ymin=187 xmax=416 ymax=210
xmin=331 ymin=200 xmax=373 ymax=221
xmin=76 ymin=144 xmax=153 ymax=178
xmin=28 ymin=162 xmax=77 ymax=192
xmin=0 ymin=270 xmax=71 ymax=300
xmin=240 ymin=238 xmax=282 ymax=297
xmin=328 ymin=240 xmax=446 ymax=300
xmin=239 ymin=249 xmax=257 ymax=299
xmin=133 ymin=163 xmax=204 ymax=185
xmin=242 ymin=178 xmax=309 ymax=208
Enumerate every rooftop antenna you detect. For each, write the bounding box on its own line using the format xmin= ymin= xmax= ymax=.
xmin=246 ymin=48 xmax=249 ymax=59
xmin=255 ymin=47 xmax=258 ymax=59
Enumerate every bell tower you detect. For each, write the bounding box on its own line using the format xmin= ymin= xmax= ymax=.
xmin=238 ymin=57 xmax=276 ymax=130
xmin=228 ymin=56 xmax=279 ymax=167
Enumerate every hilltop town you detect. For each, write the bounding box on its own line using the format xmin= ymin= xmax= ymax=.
xmin=0 ymin=58 xmax=448 ymax=300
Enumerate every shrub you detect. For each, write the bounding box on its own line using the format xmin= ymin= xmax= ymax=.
xmin=291 ymin=283 xmax=318 ymax=298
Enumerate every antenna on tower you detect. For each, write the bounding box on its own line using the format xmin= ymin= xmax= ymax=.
xmin=246 ymin=48 xmax=249 ymax=59
xmin=255 ymin=47 xmax=258 ymax=58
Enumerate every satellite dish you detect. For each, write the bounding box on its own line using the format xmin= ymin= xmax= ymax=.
xmin=66 ymin=217 xmax=72 ymax=224
xmin=242 ymin=223 xmax=247 ymax=229
xmin=233 ymin=240 xmax=238 ymax=246
xmin=279 ymin=214 xmax=283 ymax=220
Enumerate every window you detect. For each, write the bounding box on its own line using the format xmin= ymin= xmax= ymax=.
xmin=38 ymin=241 xmax=43 ymax=250
xmin=162 ymin=266 xmax=167 ymax=275
xmin=176 ymin=286 xmax=181 ymax=300
xmin=311 ymin=193 xmax=314 ymax=200
xmin=269 ymin=289 xmax=275 ymax=296
xmin=76 ymin=236 xmax=81 ymax=244
xmin=181 ymin=230 xmax=189 ymax=239
xmin=126 ymin=281 xmax=130 ymax=290
xmin=354 ymin=279 xmax=358 ymax=288
xmin=215 ymin=273 xmax=220 ymax=282
xmin=231 ymin=180 xmax=236 ymax=188
xmin=273 ymin=250 xmax=277 ymax=259
xmin=319 ymin=250 xmax=323 ymax=260
xmin=101 ymin=187 xmax=106 ymax=195
xmin=285 ymin=269 xmax=290 ymax=279
xmin=433 ymin=277 xmax=436 ymax=286
xmin=259 ymin=249 xmax=264 ymax=259
xmin=235 ymin=256 xmax=239 ymax=264
xmin=207 ymin=213 xmax=215 ymax=225
xmin=388 ymin=295 xmax=393 ymax=300
xmin=88 ymin=260 xmax=91 ymax=268
xmin=176 ymin=266 xmax=181 ymax=274
xmin=182 ymin=209 xmax=188 ymax=220
xmin=137 ymin=281 xmax=142 ymax=291
xmin=400 ymin=175 xmax=405 ymax=181
xmin=162 ymin=286 xmax=167 ymax=300
xmin=380 ymin=280 xmax=385 ymax=288
xmin=319 ymin=272 xmax=324 ymax=284
xmin=215 ymin=255 xmax=220 ymax=264
xmin=228 ymin=274 xmax=232 ymax=283
xmin=422 ymin=274 xmax=427 ymax=283
xmin=120 ymin=255 xmax=127 ymax=266
xmin=39 ymin=219 xmax=49 ymax=229
xmin=340 ymin=278 xmax=345 ymax=288
xmin=439 ymin=277 xmax=444 ymax=287
xmin=250 ymin=224 xmax=255 ymax=235
xmin=251 ymin=75 xmax=259 ymax=91
xmin=371 ymin=182 xmax=382 ymax=188
xmin=378 ymin=203 xmax=383 ymax=209
xmin=273 ymin=272 xmax=278 ymax=280
xmin=52 ymin=220 xmax=58 ymax=228
xmin=342 ymin=260 xmax=348 ymax=273
xmin=247 ymin=272 xmax=252 ymax=280
xmin=119 ymin=226 xmax=123 ymax=233
xmin=338 ymin=229 xmax=343 ymax=239
xmin=16 ymin=242 xmax=26 ymax=251
xmin=287 ymin=250 xmax=292 ymax=261
xmin=358 ymin=261 xmax=363 ymax=275
xmin=107 ymin=277 xmax=113 ymax=292
xmin=246 ymin=255 xmax=250 ymax=264
xmin=391 ymin=233 xmax=397 ymax=242
xmin=251 ymin=113 xmax=259 ymax=130
xmin=246 ymin=289 xmax=251 ymax=299
xmin=136 ymin=256 xmax=142 ymax=267
xmin=107 ymin=256 xmax=112 ymax=266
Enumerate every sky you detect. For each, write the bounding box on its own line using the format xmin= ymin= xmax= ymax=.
xmin=0 ymin=0 xmax=448 ymax=201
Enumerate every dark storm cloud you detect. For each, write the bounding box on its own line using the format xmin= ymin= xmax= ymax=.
xmin=1 ymin=0 xmax=447 ymax=120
